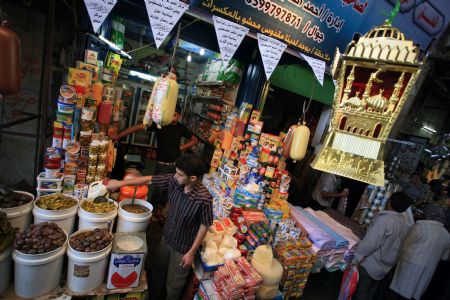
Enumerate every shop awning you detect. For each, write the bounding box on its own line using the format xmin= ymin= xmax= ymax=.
xmin=270 ymin=64 xmax=335 ymax=106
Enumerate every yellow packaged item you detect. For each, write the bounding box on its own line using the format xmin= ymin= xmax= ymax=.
xmin=68 ymin=68 xmax=92 ymax=87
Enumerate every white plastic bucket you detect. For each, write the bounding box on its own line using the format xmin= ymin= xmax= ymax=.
xmin=78 ymin=199 xmax=118 ymax=231
xmin=116 ymin=199 xmax=153 ymax=233
xmin=66 ymin=228 xmax=113 ymax=293
xmin=13 ymin=236 xmax=67 ymax=298
xmin=33 ymin=195 xmax=79 ymax=236
xmin=0 ymin=247 xmax=12 ymax=295
xmin=0 ymin=191 xmax=34 ymax=232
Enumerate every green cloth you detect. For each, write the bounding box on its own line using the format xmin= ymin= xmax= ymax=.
xmin=270 ymin=64 xmax=335 ymax=106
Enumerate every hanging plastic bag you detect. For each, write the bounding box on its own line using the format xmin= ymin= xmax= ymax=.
xmin=338 ymin=264 xmax=359 ymax=300
xmin=0 ymin=15 xmax=21 ymax=95
xmin=143 ymin=72 xmax=179 ymax=128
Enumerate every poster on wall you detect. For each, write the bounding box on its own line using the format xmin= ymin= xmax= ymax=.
xmin=189 ymin=0 xmax=450 ymax=63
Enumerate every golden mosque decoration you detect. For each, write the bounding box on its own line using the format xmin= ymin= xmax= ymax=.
xmin=311 ymin=22 xmax=421 ymax=186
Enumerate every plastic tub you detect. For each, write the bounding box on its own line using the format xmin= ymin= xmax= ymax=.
xmin=57 ymin=101 xmax=75 ymax=113
xmin=78 ymin=199 xmax=118 ymax=231
xmin=56 ymin=111 xmax=73 ymax=124
xmin=0 ymin=191 xmax=34 ymax=232
xmin=67 ymin=228 xmax=113 ymax=293
xmin=45 ymin=167 xmax=60 ymax=179
xmin=33 ymin=195 xmax=79 ymax=236
xmin=116 ymin=199 xmax=153 ymax=233
xmin=37 ymin=172 xmax=64 ymax=189
xmin=36 ymin=187 xmax=63 ymax=197
xmin=12 ymin=234 xmax=67 ymax=298
xmin=0 ymin=247 xmax=12 ymax=295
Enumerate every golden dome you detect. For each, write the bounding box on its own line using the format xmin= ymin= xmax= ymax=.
xmin=363 ymin=23 xmax=405 ymax=41
xmin=346 ymin=95 xmax=363 ymax=107
xmin=367 ymin=90 xmax=387 ymax=110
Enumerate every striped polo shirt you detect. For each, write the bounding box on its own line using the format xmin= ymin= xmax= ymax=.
xmin=151 ymin=174 xmax=213 ymax=254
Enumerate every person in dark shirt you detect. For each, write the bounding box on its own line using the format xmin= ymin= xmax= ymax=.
xmin=106 ymin=154 xmax=213 ymax=300
xmin=113 ymin=105 xmax=198 ymax=222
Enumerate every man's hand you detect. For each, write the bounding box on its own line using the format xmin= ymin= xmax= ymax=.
xmin=106 ymin=179 xmax=123 ymax=192
xmin=180 ymin=250 xmax=195 ymax=268
xmin=110 ymin=134 xmax=119 ymax=142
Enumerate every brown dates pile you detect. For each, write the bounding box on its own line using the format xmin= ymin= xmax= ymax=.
xmin=69 ymin=228 xmax=112 ymax=252
xmin=14 ymin=222 xmax=66 ymax=254
xmin=0 ymin=185 xmax=32 ymax=209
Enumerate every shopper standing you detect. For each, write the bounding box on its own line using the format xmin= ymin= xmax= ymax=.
xmin=390 ymin=205 xmax=450 ymax=300
xmin=311 ymin=172 xmax=348 ymax=210
xmin=352 ymin=192 xmax=413 ymax=300
xmin=113 ymin=105 xmax=198 ymax=222
xmin=107 ymin=154 xmax=213 ymax=300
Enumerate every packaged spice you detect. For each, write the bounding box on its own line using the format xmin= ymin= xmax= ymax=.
xmin=79 ymin=131 xmax=92 ymax=146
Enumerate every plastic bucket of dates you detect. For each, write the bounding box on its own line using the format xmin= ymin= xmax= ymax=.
xmin=116 ymin=199 xmax=153 ymax=233
xmin=12 ymin=222 xmax=68 ymax=298
xmin=33 ymin=193 xmax=79 ymax=236
xmin=0 ymin=186 xmax=34 ymax=232
xmin=66 ymin=227 xmax=113 ymax=293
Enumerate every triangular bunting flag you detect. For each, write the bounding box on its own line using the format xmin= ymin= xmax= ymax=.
xmin=257 ymin=33 xmax=287 ymax=80
xmin=212 ymin=16 xmax=249 ymax=68
xmin=300 ymin=53 xmax=326 ymax=86
xmin=84 ymin=0 xmax=117 ymax=33
xmin=145 ymin=0 xmax=189 ymax=49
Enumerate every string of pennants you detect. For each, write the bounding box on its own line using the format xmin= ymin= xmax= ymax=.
xmin=83 ymin=0 xmax=326 ymax=83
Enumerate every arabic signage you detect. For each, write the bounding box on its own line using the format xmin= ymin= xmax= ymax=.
xmin=299 ymin=53 xmax=325 ymax=85
xmin=145 ymin=0 xmax=189 ymax=49
xmin=190 ymin=0 xmax=450 ymax=63
xmin=84 ymin=0 xmax=117 ymax=33
xmin=191 ymin=0 xmax=373 ymax=62
xmin=257 ymin=33 xmax=287 ymax=79
xmin=213 ymin=16 xmax=249 ymax=67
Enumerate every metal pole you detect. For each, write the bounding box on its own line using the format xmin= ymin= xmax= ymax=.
xmin=35 ymin=0 xmax=55 ymax=187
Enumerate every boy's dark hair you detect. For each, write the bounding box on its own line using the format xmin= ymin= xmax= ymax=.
xmin=175 ymin=104 xmax=182 ymax=114
xmin=175 ymin=153 xmax=206 ymax=178
xmin=389 ymin=192 xmax=413 ymax=213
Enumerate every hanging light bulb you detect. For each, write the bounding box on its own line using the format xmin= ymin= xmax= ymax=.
xmin=187 ymin=52 xmax=192 ymax=62
xmin=199 ymin=48 xmax=205 ymax=56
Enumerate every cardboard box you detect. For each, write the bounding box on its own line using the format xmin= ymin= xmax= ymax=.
xmin=107 ymin=232 xmax=147 ymax=290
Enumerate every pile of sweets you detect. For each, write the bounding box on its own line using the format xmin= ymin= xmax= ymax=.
xmin=213 ymin=257 xmax=263 ymax=300
xmin=274 ymin=238 xmax=316 ymax=298
xmin=269 ymin=218 xmax=305 ymax=246
xmin=264 ymin=198 xmax=290 ymax=220
xmin=202 ymin=219 xmax=241 ymax=266
xmin=203 ymin=175 xmax=234 ymax=219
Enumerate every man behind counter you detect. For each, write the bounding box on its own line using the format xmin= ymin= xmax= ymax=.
xmin=106 ymin=153 xmax=213 ymax=300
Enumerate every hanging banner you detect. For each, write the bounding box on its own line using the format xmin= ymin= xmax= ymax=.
xmin=257 ymin=33 xmax=287 ymax=80
xmin=84 ymin=0 xmax=117 ymax=33
xmin=145 ymin=0 xmax=189 ymax=49
xmin=300 ymin=53 xmax=325 ymax=85
xmin=212 ymin=16 xmax=249 ymax=67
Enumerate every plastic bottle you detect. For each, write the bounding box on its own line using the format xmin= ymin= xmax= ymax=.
xmin=98 ymin=100 xmax=112 ymax=125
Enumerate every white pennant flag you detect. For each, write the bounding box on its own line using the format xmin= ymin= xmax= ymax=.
xmin=84 ymin=0 xmax=117 ymax=33
xmin=300 ymin=53 xmax=326 ymax=86
xmin=213 ymin=16 xmax=249 ymax=68
xmin=257 ymin=33 xmax=287 ymax=80
xmin=145 ymin=0 xmax=189 ymax=49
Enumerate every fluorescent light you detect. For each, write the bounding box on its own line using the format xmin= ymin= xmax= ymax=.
xmin=200 ymin=48 xmax=205 ymax=55
xmin=187 ymin=53 xmax=192 ymax=62
xmin=424 ymin=148 xmax=432 ymax=153
xmin=98 ymin=35 xmax=132 ymax=59
xmin=422 ymin=125 xmax=437 ymax=133
xmin=129 ymin=70 xmax=157 ymax=82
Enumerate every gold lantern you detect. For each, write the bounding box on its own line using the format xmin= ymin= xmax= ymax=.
xmin=311 ymin=22 xmax=421 ymax=186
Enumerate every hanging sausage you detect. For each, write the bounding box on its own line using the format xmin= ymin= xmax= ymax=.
xmin=0 ymin=17 xmax=21 ymax=96
xmin=281 ymin=124 xmax=297 ymax=158
xmin=289 ymin=122 xmax=310 ymax=161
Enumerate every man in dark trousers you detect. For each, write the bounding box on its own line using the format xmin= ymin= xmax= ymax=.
xmin=107 ymin=153 xmax=213 ymax=300
xmin=113 ymin=105 xmax=198 ymax=222
xmin=353 ymin=192 xmax=413 ymax=300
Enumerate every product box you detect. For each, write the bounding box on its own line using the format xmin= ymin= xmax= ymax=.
xmin=85 ymin=49 xmax=98 ymax=65
xmin=68 ymin=68 xmax=92 ymax=87
xmin=107 ymin=232 xmax=147 ymax=290
xmin=76 ymin=61 xmax=100 ymax=81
